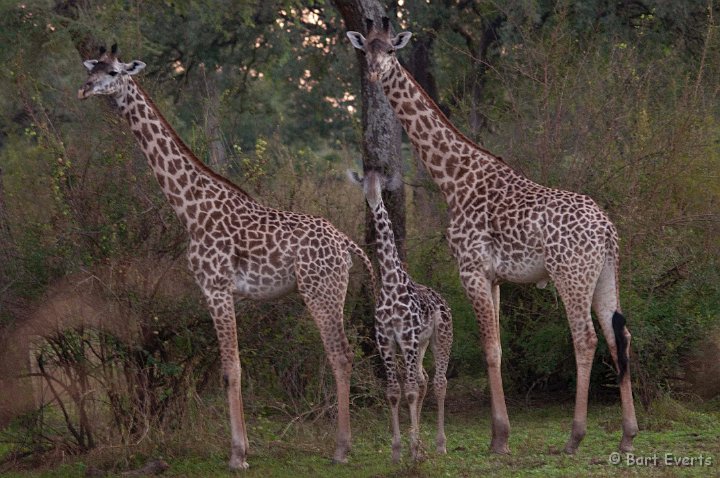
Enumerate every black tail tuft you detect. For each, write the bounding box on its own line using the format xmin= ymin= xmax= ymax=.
xmin=612 ymin=311 xmax=628 ymax=382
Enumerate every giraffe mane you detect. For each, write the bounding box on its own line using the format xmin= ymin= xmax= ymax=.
xmin=397 ymin=64 xmax=519 ymax=173
xmin=133 ymin=80 xmax=254 ymax=201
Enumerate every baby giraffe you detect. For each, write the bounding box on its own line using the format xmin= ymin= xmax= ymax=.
xmin=350 ymin=169 xmax=453 ymax=463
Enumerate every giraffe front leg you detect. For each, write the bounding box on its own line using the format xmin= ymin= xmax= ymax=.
xmin=460 ymin=271 xmax=510 ymax=454
xmin=402 ymin=347 xmax=425 ymax=462
xmin=376 ymin=326 xmax=402 ymax=463
xmin=204 ymin=289 xmax=249 ymax=470
xmin=388 ymin=382 xmax=402 ymax=463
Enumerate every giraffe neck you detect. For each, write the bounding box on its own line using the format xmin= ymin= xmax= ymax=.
xmin=370 ymin=200 xmax=408 ymax=286
xmin=114 ymin=79 xmax=255 ymax=228
xmin=380 ymin=59 xmax=523 ymax=212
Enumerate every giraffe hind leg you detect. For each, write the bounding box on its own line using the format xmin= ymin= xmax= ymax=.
xmin=413 ymin=341 xmax=430 ymax=462
xmin=592 ymin=261 xmax=638 ymax=452
xmin=460 ymin=272 xmax=510 ymax=454
xmin=295 ymin=253 xmax=353 ymax=464
xmin=554 ymin=277 xmax=597 ymax=455
xmin=431 ymin=306 xmax=452 ymax=455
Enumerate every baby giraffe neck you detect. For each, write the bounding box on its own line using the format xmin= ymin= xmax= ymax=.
xmin=371 ymin=201 xmax=407 ymax=285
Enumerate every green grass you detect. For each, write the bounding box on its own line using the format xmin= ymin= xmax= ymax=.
xmin=2 ymin=399 xmax=719 ymax=477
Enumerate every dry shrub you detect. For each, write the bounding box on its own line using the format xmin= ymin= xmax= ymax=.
xmin=0 ymin=256 xmax=215 ymax=461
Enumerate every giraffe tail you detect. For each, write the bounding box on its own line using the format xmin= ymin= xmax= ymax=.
xmin=606 ymin=225 xmax=628 ymax=382
xmin=612 ymin=311 xmax=628 ymax=382
xmin=345 ymin=238 xmax=378 ymax=303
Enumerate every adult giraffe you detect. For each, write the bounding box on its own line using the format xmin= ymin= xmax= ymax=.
xmin=77 ymin=45 xmax=375 ymax=469
xmin=346 ymin=19 xmax=638 ymax=455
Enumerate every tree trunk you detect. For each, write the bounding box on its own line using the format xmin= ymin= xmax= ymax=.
xmin=332 ymin=0 xmax=406 ymax=264
xmin=333 ymin=0 xmax=405 ymax=366
xmin=199 ymin=65 xmax=227 ymax=171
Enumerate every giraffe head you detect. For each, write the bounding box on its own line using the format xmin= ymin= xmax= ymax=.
xmin=77 ymin=44 xmax=146 ymax=100
xmin=346 ymin=17 xmax=411 ymax=82
xmin=348 ymin=169 xmax=402 ymax=209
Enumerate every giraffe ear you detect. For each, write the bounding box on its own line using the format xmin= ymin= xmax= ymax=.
xmin=83 ymin=60 xmax=98 ymax=71
xmin=391 ymin=32 xmax=412 ymax=50
xmin=346 ymin=169 xmax=363 ymax=185
xmin=346 ymin=31 xmax=366 ymax=50
xmin=123 ymin=60 xmax=146 ymax=76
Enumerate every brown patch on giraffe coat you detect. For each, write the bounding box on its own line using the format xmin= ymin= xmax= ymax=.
xmin=157 ymin=137 xmax=169 ymax=156
xmin=141 ymin=122 xmax=152 ymax=142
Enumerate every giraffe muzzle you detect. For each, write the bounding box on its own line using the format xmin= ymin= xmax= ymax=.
xmin=77 ymin=82 xmax=93 ymax=100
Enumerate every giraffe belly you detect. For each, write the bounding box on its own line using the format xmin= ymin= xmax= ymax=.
xmin=233 ymin=267 xmax=297 ymax=300
xmin=493 ymin=252 xmax=549 ymax=286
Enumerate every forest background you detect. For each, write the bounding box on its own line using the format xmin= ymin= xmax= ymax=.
xmin=0 ymin=0 xmax=718 ymax=475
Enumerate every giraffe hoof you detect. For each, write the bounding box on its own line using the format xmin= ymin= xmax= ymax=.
xmin=620 ymin=438 xmax=634 ymax=453
xmin=391 ymin=443 xmax=401 ymax=464
xmin=228 ymin=459 xmax=249 ymax=471
xmin=410 ymin=450 xmax=425 ymax=462
xmin=331 ymin=457 xmax=348 ymax=465
xmin=490 ymin=443 xmax=511 ymax=455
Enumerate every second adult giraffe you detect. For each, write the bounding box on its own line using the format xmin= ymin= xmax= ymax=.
xmin=346 ymin=19 xmax=637 ymax=455
xmin=77 ymin=45 xmax=375 ymax=469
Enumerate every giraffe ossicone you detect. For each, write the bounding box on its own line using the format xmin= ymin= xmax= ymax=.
xmin=346 ymin=18 xmax=638 ymax=455
xmin=78 ymin=45 xmax=376 ymax=469
xmin=350 ymin=169 xmax=453 ymax=463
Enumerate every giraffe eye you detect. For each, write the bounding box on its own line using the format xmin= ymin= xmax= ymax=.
xmin=109 ymin=71 xmax=118 ymax=76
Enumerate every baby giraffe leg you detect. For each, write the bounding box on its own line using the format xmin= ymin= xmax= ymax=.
xmin=377 ymin=327 xmax=402 ymax=463
xmin=432 ymin=308 xmax=453 ymax=454
xmin=402 ymin=346 xmax=424 ymax=461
